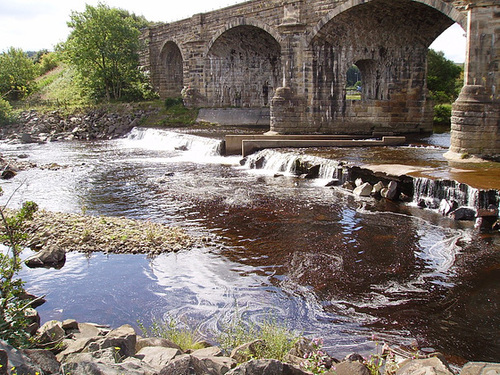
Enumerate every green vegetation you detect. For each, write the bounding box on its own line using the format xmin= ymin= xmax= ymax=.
xmin=427 ymin=49 xmax=463 ymax=127
xmin=0 ymin=98 xmax=14 ymax=125
xmin=63 ymin=3 xmax=155 ymax=102
xmin=0 ymin=47 xmax=39 ymax=101
xmin=139 ymin=316 xmax=206 ymax=352
xmin=0 ymin=193 xmax=39 ymax=348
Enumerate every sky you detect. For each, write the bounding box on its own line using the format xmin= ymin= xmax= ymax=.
xmin=0 ymin=0 xmax=466 ymax=62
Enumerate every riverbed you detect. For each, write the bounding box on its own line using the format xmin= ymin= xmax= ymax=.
xmin=0 ymin=127 xmax=498 ymax=363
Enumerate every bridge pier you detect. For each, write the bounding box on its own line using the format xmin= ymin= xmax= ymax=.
xmin=449 ymin=1 xmax=500 ymax=160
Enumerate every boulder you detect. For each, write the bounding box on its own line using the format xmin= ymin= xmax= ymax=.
xmin=353 ymin=182 xmax=373 ymax=197
xmin=191 ymin=346 xmax=223 ymax=358
xmin=381 ymin=181 xmax=398 ymax=200
xmin=37 ymin=320 xmax=66 ymax=346
xmin=450 ymin=207 xmax=476 ymax=221
xmin=22 ymin=349 xmax=61 ymax=374
xmin=136 ymin=337 xmax=182 ymax=352
xmin=460 ymin=362 xmax=500 ymax=374
xmin=0 ymin=340 xmax=43 ymax=375
xmin=334 ymin=360 xmax=370 ymax=375
xmin=25 ymin=245 xmax=66 ymax=268
xmin=159 ymin=354 xmax=216 ymax=375
xmin=87 ymin=324 xmax=137 ymax=358
xmin=230 ymin=340 xmax=266 ymax=363
xmin=371 ymin=181 xmax=385 ymax=197
xmin=226 ymin=359 xmax=309 ymax=375
xmin=198 ymin=356 xmax=237 ymax=374
xmin=395 ymin=356 xmax=454 ymax=375
xmin=135 ymin=346 xmax=181 ymax=369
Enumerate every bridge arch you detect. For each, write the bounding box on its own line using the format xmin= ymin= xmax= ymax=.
xmin=306 ymin=0 xmax=466 ymax=134
xmin=308 ymin=0 xmax=466 ymax=45
xmin=158 ymin=40 xmax=184 ymax=98
xmin=204 ymin=20 xmax=282 ymax=108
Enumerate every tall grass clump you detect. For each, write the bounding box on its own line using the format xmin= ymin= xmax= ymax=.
xmin=138 ymin=315 xmax=206 ymax=351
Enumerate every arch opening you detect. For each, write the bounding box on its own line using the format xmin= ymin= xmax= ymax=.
xmin=309 ymin=0 xmax=460 ymax=134
xmin=205 ymin=25 xmax=281 ymax=108
xmin=160 ymin=41 xmax=184 ymax=98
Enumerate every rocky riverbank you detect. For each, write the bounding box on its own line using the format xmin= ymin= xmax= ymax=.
xmin=1 ymin=106 xmax=158 ymax=143
xmin=1 ymin=318 xmax=499 ymax=375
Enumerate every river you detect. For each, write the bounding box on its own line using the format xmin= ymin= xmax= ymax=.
xmin=0 ymin=127 xmax=498 ymax=363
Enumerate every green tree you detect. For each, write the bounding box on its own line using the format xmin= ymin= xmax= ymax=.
xmin=427 ymin=49 xmax=463 ymax=104
xmin=63 ymin=3 xmax=152 ymax=101
xmin=0 ymin=47 xmax=38 ymax=101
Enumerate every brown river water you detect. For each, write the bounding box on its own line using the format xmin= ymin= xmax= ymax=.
xmin=0 ymin=127 xmax=498 ymax=364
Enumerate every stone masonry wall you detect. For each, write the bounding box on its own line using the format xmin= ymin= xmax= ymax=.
xmin=141 ymin=0 xmax=474 ymax=136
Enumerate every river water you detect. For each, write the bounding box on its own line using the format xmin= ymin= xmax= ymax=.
xmin=0 ymin=127 xmax=499 ymax=363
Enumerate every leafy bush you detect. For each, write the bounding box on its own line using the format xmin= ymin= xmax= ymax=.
xmin=0 ymin=98 xmax=14 ymax=125
xmin=433 ymin=103 xmax=452 ymax=126
xmin=0 ymin=198 xmax=39 ymax=348
xmin=38 ymin=52 xmax=59 ymax=75
xmin=0 ymin=47 xmax=38 ymax=100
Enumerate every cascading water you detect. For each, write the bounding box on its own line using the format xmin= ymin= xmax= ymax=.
xmin=122 ymin=127 xmax=224 ymax=158
xmin=241 ymin=148 xmax=347 ymax=183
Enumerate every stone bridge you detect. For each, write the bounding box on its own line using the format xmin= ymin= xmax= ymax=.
xmin=141 ymin=0 xmax=499 ymax=159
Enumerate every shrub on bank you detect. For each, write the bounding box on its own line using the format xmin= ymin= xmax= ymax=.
xmin=0 ymin=98 xmax=15 ymax=125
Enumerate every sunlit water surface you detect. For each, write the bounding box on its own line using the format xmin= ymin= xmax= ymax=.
xmin=0 ymin=128 xmax=498 ymax=363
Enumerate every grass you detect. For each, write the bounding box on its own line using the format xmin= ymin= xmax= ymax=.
xmin=139 ymin=309 xmax=300 ymax=362
xmin=138 ymin=316 xmax=206 ymax=351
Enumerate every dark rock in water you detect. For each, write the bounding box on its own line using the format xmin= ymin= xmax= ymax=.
xmin=450 ymin=207 xmax=476 ymax=221
xmin=1 ymin=169 xmax=16 ymax=179
xmin=254 ymin=156 xmax=266 ymax=169
xmin=325 ymin=179 xmax=341 ymax=187
xmin=475 ymin=216 xmax=498 ymax=232
xmin=20 ymin=133 xmax=35 ymax=144
xmin=239 ymin=157 xmax=247 ymax=166
xmin=25 ymin=246 xmax=66 ymax=269
xmin=304 ymin=164 xmax=321 ymax=179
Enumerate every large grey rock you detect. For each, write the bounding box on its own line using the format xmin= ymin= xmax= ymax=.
xmin=450 ymin=207 xmax=476 ymax=221
xmin=159 ymin=354 xmax=217 ymax=375
xmin=395 ymin=356 xmax=454 ymax=375
xmin=381 ymin=181 xmax=398 ymax=200
xmin=353 ymin=182 xmax=373 ymax=197
xmin=135 ymin=346 xmax=181 ymax=369
xmin=87 ymin=324 xmax=137 ymax=358
xmin=37 ymin=320 xmax=66 ymax=346
xmin=22 ymin=349 xmax=61 ymax=374
xmin=61 ymin=357 xmax=157 ymax=375
xmin=25 ymin=245 xmax=66 ymax=268
xmin=191 ymin=346 xmax=223 ymax=358
xmin=334 ymin=360 xmax=370 ymax=375
xmin=0 ymin=340 xmax=43 ymax=375
xmin=136 ymin=337 xmax=182 ymax=352
xmin=226 ymin=359 xmax=309 ymax=375
xmin=198 ymin=356 xmax=237 ymax=374
xmin=460 ymin=362 xmax=500 ymax=375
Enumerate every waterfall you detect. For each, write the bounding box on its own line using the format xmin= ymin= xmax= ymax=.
xmin=411 ymin=177 xmax=500 ymax=211
xmin=241 ymin=149 xmax=347 ymax=183
xmin=122 ymin=128 xmax=224 ymax=157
